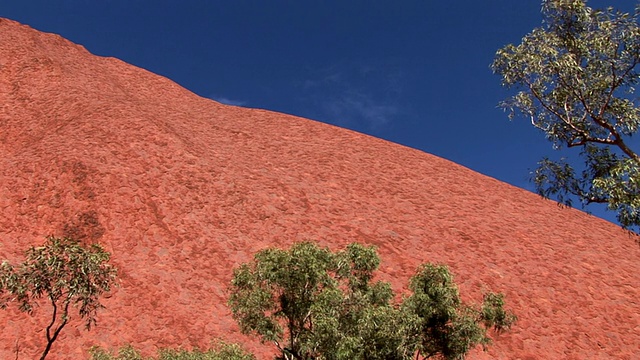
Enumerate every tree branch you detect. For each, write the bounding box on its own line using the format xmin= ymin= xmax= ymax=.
xmin=551 ymin=65 xmax=640 ymax=162
xmin=571 ymin=72 xmax=640 ymax=161
xmin=526 ymin=80 xmax=612 ymax=146
xmin=567 ymin=136 xmax=616 ymax=147
xmin=45 ymin=297 xmax=57 ymax=344
xmin=40 ymin=297 xmax=69 ymax=360
xmin=585 ymin=196 xmax=609 ymax=204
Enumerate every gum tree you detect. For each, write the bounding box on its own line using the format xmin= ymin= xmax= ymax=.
xmin=0 ymin=236 xmax=117 ymax=360
xmin=228 ymin=241 xmax=516 ymax=360
xmin=493 ymin=0 xmax=640 ymax=231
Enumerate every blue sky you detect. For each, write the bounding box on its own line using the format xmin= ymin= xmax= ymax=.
xmin=1 ymin=1 xmax=635 ymax=225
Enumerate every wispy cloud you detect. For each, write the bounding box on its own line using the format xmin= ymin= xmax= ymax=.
xmin=210 ymin=96 xmax=248 ymax=107
xmin=300 ymin=70 xmax=342 ymax=90
xmin=297 ymin=63 xmax=404 ymax=133
xmin=324 ymin=90 xmax=398 ymax=131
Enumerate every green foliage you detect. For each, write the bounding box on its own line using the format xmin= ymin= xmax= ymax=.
xmin=492 ymin=0 xmax=640 ymax=231
xmin=89 ymin=342 xmax=256 ymax=360
xmin=229 ymin=242 xmax=516 ymax=360
xmin=403 ymin=265 xmax=516 ymax=359
xmin=0 ymin=236 xmax=117 ymax=360
xmin=90 ymin=345 xmax=144 ymax=360
xmin=229 ymin=241 xmax=337 ymax=354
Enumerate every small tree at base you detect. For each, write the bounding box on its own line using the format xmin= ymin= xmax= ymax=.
xmin=228 ymin=241 xmax=516 ymax=360
xmin=0 ymin=236 xmax=117 ymax=360
xmin=404 ymin=264 xmax=516 ymax=359
xmin=89 ymin=341 xmax=257 ymax=360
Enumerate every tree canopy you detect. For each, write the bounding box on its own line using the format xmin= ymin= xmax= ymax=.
xmin=228 ymin=241 xmax=516 ymax=360
xmin=492 ymin=0 xmax=640 ymax=232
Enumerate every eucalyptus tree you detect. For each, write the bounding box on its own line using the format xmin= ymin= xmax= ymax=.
xmin=0 ymin=236 xmax=117 ymax=360
xmin=228 ymin=241 xmax=515 ymax=360
xmin=493 ymin=0 xmax=640 ymax=231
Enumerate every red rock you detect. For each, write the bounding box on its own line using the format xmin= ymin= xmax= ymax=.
xmin=0 ymin=18 xmax=638 ymax=359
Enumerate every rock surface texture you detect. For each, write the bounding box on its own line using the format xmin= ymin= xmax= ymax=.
xmin=0 ymin=18 xmax=639 ymax=360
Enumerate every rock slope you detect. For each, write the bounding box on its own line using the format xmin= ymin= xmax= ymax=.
xmin=0 ymin=18 xmax=638 ymax=359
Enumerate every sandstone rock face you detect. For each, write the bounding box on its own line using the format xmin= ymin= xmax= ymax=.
xmin=0 ymin=18 xmax=638 ymax=359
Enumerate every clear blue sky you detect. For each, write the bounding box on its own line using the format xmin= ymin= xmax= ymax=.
xmin=1 ymin=1 xmax=634 ymax=225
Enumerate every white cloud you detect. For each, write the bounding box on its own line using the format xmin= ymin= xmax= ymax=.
xmin=210 ymin=96 xmax=247 ymax=106
xmin=298 ymin=64 xmax=403 ymax=132
xmin=325 ymin=91 xmax=398 ymax=131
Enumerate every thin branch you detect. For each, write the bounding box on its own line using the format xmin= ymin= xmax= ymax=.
xmin=527 ymin=82 xmax=611 ymax=145
xmin=539 ymin=66 xmax=640 ymax=161
xmin=526 ymin=80 xmax=570 ymax=122
xmin=560 ymin=100 xmax=605 ymax=143
xmin=598 ymin=58 xmax=620 ymax=120
xmin=567 ymin=73 xmax=640 ymax=161
xmin=586 ymin=197 xmax=609 ymax=204
xmin=45 ymin=297 xmax=58 ymax=344
xmin=274 ymin=340 xmax=286 ymax=356
xmin=568 ymin=136 xmax=616 ymax=147
xmin=13 ymin=339 xmax=19 ymax=360
xmin=40 ymin=297 xmax=70 ymax=360
xmin=599 ymin=57 xmax=639 ymax=120
xmin=302 ymin=309 xmax=312 ymax=328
